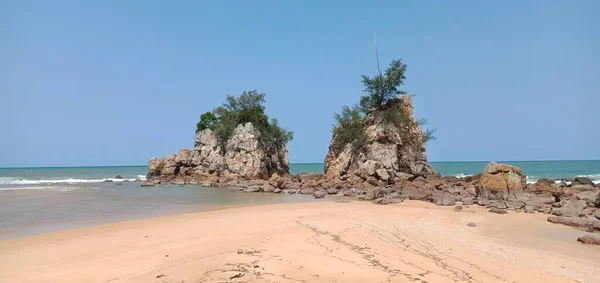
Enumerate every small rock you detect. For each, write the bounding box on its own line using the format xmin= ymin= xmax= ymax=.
xmin=489 ymin=208 xmax=508 ymax=214
xmin=524 ymin=205 xmax=535 ymax=213
xmin=461 ymin=197 xmax=474 ymax=205
xmin=577 ymin=235 xmax=600 ymax=245
xmin=115 ymin=175 xmax=123 ymax=179
xmin=243 ymin=188 xmax=260 ymax=193
xmin=286 ymin=189 xmax=298 ymax=194
xmin=262 ymin=183 xmax=275 ymax=193
xmin=103 ymin=179 xmax=113 ymax=183
xmin=141 ymin=181 xmax=155 ymax=187
xmin=300 ymin=187 xmax=314 ymax=195
xmin=313 ymin=190 xmax=326 ymax=199
xmin=165 ymin=254 xmax=169 ymax=257
xmin=273 ymin=188 xmax=282 ymax=193
xmin=134 ymin=178 xmax=142 ymax=182
xmin=467 ymin=222 xmax=477 ymax=227
xmin=237 ymin=249 xmax=243 ymax=254
xmin=572 ymin=177 xmax=595 ymax=187
xmin=326 ymin=187 xmax=338 ymax=195
xmin=453 ymin=205 xmax=463 ymax=212
xmin=595 ymin=209 xmax=600 ymax=220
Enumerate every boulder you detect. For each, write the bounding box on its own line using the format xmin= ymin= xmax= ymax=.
xmin=433 ymin=193 xmax=455 ymax=206
xmin=115 ymin=175 xmax=123 ymax=179
xmin=524 ymin=205 xmax=535 ymax=213
xmin=268 ymin=173 xmax=285 ymax=188
xmin=364 ymin=188 xmax=384 ymax=201
xmin=571 ymin=177 xmax=594 ymax=187
xmin=547 ymin=216 xmax=600 ymax=231
xmin=326 ymin=188 xmax=339 ymax=195
xmin=595 ymin=209 xmax=600 ymax=220
xmin=552 ymin=200 xmax=587 ymax=217
xmin=477 ymin=162 xmax=526 ymax=201
xmin=262 ymin=183 xmax=276 ymax=193
xmin=324 ymin=95 xmax=436 ymax=181
xmin=577 ymin=235 xmax=600 ymax=245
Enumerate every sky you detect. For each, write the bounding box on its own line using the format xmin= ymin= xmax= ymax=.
xmin=1 ymin=0 xmax=599 ymax=167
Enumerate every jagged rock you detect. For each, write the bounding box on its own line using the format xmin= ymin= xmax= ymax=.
xmin=461 ymin=197 xmax=474 ymax=205
xmin=465 ymin=185 xmax=476 ymax=196
xmin=326 ymin=188 xmax=338 ymax=195
xmin=571 ymin=184 xmax=596 ymax=191
xmin=552 ymin=200 xmax=587 ymax=217
xmin=146 ymin=123 xmax=289 ymax=184
xmin=576 ymin=190 xmax=600 ymax=207
xmin=477 ymin=198 xmax=490 ymax=206
xmin=454 ymin=205 xmax=463 ymax=212
xmin=489 ymin=208 xmax=508 ymax=214
xmin=300 ymin=187 xmax=314 ymax=195
xmin=490 ymin=201 xmax=508 ymax=209
xmin=273 ymin=188 xmax=281 ymax=193
xmin=595 ymin=209 xmax=600 ymax=220
xmin=547 ymin=216 xmax=600 ymax=230
xmin=324 ymin=95 xmax=436 ymax=181
xmin=504 ymin=201 xmax=525 ymax=210
xmin=477 ymin=162 xmax=526 ymax=201
xmin=577 ymin=235 xmax=600 ymax=245
xmin=313 ymin=190 xmax=326 ymax=199
xmin=115 ymin=175 xmax=123 ymax=179
xmin=103 ymin=179 xmax=113 ymax=183
xmin=571 ymin=177 xmax=594 ymax=187
xmin=268 ymin=173 xmax=285 ymax=188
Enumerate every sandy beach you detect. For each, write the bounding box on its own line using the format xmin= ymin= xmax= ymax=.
xmin=1 ymin=200 xmax=599 ymax=283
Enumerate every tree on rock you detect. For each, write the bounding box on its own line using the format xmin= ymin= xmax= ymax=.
xmin=325 ymin=59 xmax=437 ymax=182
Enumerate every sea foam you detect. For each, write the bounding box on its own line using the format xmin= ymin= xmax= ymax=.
xmin=0 ymin=176 xmax=146 ymax=185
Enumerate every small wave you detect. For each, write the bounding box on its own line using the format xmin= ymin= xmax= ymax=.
xmin=0 ymin=177 xmax=141 ymax=185
xmin=0 ymin=186 xmax=59 ymax=191
xmin=578 ymin=173 xmax=600 ymax=180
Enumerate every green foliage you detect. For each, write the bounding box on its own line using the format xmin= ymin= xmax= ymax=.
xmin=196 ymin=111 xmax=217 ymax=133
xmin=331 ymin=105 xmax=367 ymax=153
xmin=198 ymin=90 xmax=293 ymax=150
xmin=359 ymin=59 xmax=407 ymax=113
xmin=332 ymin=59 xmax=436 ymax=154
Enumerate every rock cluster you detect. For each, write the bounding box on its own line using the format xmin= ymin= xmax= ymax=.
xmin=324 ymin=95 xmax=437 ymax=183
xmin=145 ymin=123 xmax=289 ymax=185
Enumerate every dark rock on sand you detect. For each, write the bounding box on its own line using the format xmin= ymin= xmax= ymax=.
xmin=577 ymin=235 xmax=600 ymax=245
xmin=489 ymin=208 xmax=508 ymax=214
xmin=467 ymin=222 xmax=477 ymax=227
xmin=524 ymin=205 xmax=535 ymax=213
xmin=454 ymin=205 xmax=463 ymax=212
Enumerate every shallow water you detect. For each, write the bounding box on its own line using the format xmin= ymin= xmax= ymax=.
xmin=0 ymin=182 xmax=322 ymax=240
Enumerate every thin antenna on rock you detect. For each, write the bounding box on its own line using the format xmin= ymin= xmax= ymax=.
xmin=373 ymin=32 xmax=382 ymax=77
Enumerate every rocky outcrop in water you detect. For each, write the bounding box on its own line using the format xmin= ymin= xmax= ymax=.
xmin=146 ymin=123 xmax=289 ymax=184
xmin=324 ymin=95 xmax=436 ymax=183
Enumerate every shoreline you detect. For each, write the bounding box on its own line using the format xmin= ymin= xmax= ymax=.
xmin=1 ymin=200 xmax=599 ymax=283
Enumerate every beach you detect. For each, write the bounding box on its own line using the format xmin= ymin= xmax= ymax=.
xmin=1 ymin=200 xmax=598 ymax=283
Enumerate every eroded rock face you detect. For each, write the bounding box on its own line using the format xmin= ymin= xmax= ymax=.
xmin=146 ymin=123 xmax=289 ymax=184
xmin=324 ymin=95 xmax=436 ymax=181
xmin=477 ymin=162 xmax=526 ymax=201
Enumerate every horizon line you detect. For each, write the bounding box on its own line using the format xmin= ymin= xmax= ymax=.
xmin=1 ymin=159 xmax=599 ymax=169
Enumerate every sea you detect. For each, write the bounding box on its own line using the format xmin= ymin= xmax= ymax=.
xmin=1 ymin=161 xmax=599 ymax=240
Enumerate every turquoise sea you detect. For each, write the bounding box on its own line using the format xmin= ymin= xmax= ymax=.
xmin=1 ymin=161 xmax=599 ymax=188
xmin=1 ymin=161 xmax=598 ymax=240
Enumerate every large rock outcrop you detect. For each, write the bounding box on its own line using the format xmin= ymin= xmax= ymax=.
xmin=146 ymin=123 xmax=289 ymax=184
xmin=477 ymin=162 xmax=526 ymax=201
xmin=324 ymin=95 xmax=436 ymax=182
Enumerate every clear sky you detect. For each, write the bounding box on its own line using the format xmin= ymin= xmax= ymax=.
xmin=1 ymin=0 xmax=599 ymax=167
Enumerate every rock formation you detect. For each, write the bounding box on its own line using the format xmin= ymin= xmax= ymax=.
xmin=146 ymin=123 xmax=289 ymax=184
xmin=477 ymin=161 xmax=527 ymax=201
xmin=324 ymin=95 xmax=436 ymax=182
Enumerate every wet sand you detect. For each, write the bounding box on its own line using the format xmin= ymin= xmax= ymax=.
xmin=1 ymin=200 xmax=599 ymax=283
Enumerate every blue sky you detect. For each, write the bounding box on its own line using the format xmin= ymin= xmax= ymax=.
xmin=1 ymin=0 xmax=598 ymax=167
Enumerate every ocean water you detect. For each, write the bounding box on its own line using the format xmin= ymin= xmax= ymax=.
xmin=1 ymin=161 xmax=598 ymax=240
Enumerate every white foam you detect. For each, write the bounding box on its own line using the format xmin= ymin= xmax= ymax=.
xmin=0 ymin=177 xmax=141 ymax=185
xmin=0 ymin=186 xmax=58 ymax=191
xmin=453 ymin=173 xmax=472 ymax=178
